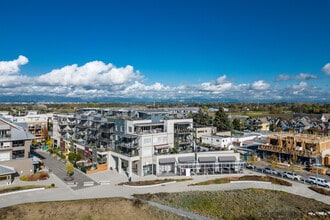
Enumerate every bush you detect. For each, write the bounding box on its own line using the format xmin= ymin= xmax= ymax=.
xmin=309 ymin=186 xmax=330 ymax=196
xmin=20 ymin=171 xmax=49 ymax=181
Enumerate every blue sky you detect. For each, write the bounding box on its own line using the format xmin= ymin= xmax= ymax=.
xmin=0 ymin=0 xmax=330 ymax=102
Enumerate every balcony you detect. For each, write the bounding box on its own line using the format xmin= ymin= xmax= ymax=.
xmin=113 ymin=146 xmax=139 ymax=157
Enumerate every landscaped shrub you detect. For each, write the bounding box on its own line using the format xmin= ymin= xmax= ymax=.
xmin=309 ymin=186 xmax=330 ymax=196
xmin=20 ymin=171 xmax=49 ymax=181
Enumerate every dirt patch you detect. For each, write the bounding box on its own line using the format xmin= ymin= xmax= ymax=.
xmin=0 ymin=198 xmax=188 ymax=220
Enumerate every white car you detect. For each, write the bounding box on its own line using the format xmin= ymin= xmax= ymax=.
xmin=263 ymin=167 xmax=278 ymax=175
xmin=283 ymin=171 xmax=302 ymax=181
xmin=308 ymin=176 xmax=330 ymax=188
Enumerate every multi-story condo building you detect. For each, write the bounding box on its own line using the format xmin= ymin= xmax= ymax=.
xmin=52 ymin=113 xmax=76 ymax=150
xmin=1 ymin=111 xmax=51 ymax=143
xmin=53 ymin=107 xmax=243 ymax=177
xmin=0 ymin=117 xmax=35 ymax=176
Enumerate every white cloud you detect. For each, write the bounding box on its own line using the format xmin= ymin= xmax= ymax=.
xmin=276 ymin=74 xmax=290 ymax=81
xmin=37 ymin=61 xmax=142 ymax=87
xmin=0 ymin=55 xmax=28 ymax=75
xmin=0 ymin=55 xmax=330 ymax=101
xmin=251 ymin=80 xmax=270 ymax=90
xmin=292 ymin=81 xmax=308 ymax=90
xmin=322 ymin=63 xmax=330 ymax=75
xmin=295 ymin=73 xmax=317 ymax=80
xmin=216 ymin=75 xmax=227 ymax=84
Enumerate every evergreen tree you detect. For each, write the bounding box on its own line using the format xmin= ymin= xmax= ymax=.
xmin=232 ymin=118 xmax=241 ymax=131
xmin=213 ymin=106 xmax=231 ymax=131
xmin=193 ymin=108 xmax=210 ymax=126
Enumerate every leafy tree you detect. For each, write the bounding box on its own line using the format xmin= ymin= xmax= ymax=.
xmin=68 ymin=152 xmax=82 ymax=165
xmin=213 ymin=106 xmax=231 ymax=131
xmin=45 ymin=139 xmax=52 ymax=148
xmin=65 ymin=162 xmax=74 ymax=176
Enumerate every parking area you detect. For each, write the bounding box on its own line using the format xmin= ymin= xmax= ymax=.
xmin=246 ymin=161 xmax=330 ymax=188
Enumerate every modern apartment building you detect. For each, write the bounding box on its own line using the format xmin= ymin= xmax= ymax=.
xmin=1 ymin=111 xmax=51 ymax=143
xmin=53 ymin=107 xmax=243 ymax=177
xmin=0 ymin=117 xmax=35 ymax=175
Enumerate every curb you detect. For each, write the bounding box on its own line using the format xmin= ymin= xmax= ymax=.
xmin=0 ymin=187 xmax=45 ymax=197
xmin=123 ymin=181 xmax=176 ymax=188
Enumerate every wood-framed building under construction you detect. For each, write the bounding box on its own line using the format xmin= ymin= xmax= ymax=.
xmin=258 ymin=133 xmax=330 ymax=166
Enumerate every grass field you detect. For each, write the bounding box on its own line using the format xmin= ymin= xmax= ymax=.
xmin=2 ymin=189 xmax=330 ymax=219
xmin=135 ymin=189 xmax=330 ymax=219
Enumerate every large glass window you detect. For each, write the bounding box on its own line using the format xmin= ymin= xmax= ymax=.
xmin=13 ymin=140 xmax=24 ymax=147
xmin=12 ymin=150 xmax=25 ymax=159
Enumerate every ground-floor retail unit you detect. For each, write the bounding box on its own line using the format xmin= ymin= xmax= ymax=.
xmin=108 ymin=150 xmax=244 ymax=177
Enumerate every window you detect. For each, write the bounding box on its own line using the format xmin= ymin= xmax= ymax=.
xmin=13 ymin=140 xmax=24 ymax=147
xmin=12 ymin=150 xmax=25 ymax=159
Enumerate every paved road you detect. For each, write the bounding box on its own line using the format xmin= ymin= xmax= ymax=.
xmin=32 ymin=150 xmax=97 ymax=190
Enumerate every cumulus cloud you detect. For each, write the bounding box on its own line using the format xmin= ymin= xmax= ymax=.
xmin=251 ymin=80 xmax=270 ymax=90
xmin=0 ymin=55 xmax=330 ymax=101
xmin=276 ymin=74 xmax=290 ymax=81
xmin=322 ymin=63 xmax=330 ymax=75
xmin=37 ymin=61 xmax=142 ymax=87
xmin=295 ymin=73 xmax=317 ymax=80
xmin=216 ymin=75 xmax=227 ymax=84
xmin=292 ymin=81 xmax=308 ymax=90
xmin=199 ymin=74 xmax=233 ymax=93
xmin=0 ymin=55 xmax=28 ymax=75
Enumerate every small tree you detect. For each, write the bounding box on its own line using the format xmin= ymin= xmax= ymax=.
xmin=65 ymin=162 xmax=74 ymax=176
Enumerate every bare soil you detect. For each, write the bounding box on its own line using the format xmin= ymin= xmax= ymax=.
xmin=0 ymin=198 xmax=188 ymax=220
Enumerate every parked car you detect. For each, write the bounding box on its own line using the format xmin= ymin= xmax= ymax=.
xmin=307 ymin=176 xmax=330 ymax=187
xmin=283 ymin=171 xmax=302 ymax=181
xmin=246 ymin=163 xmax=256 ymax=169
xmin=263 ymin=167 xmax=278 ymax=175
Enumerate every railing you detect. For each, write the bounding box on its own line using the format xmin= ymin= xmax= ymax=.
xmin=112 ymin=149 xmax=139 ymax=157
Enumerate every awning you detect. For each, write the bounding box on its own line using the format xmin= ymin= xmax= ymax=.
xmin=218 ymin=156 xmax=237 ymax=162
xmin=198 ymin=156 xmax=216 ymax=163
xmin=155 ymin=145 xmax=170 ymax=150
xmin=178 ymin=156 xmax=195 ymax=163
xmin=159 ymin=158 xmax=176 ymax=164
